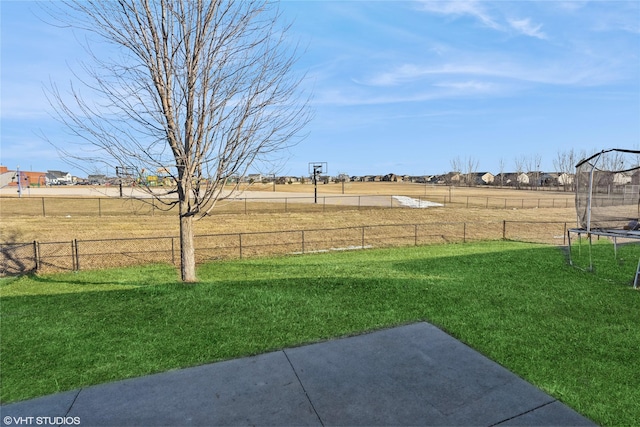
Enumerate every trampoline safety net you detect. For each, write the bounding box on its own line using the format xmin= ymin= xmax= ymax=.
xmin=576 ymin=148 xmax=640 ymax=232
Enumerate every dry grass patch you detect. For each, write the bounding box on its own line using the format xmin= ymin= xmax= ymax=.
xmin=247 ymin=181 xmax=574 ymax=199
xmin=1 ymin=205 xmax=576 ymax=244
xmin=1 ymin=183 xmax=576 ymax=244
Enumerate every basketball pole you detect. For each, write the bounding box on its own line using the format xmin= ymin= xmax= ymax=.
xmin=309 ymin=162 xmax=327 ymax=205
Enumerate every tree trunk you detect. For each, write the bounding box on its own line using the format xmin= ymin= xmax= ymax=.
xmin=179 ymin=207 xmax=197 ymax=282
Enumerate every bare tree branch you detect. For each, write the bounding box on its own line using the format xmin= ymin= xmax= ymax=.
xmin=43 ymin=0 xmax=312 ymax=281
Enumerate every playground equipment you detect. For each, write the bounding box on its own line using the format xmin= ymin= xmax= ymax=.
xmin=568 ymin=148 xmax=640 ymax=287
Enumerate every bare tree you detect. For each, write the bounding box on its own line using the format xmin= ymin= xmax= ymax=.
xmin=497 ymin=157 xmax=506 ymax=187
xmin=527 ymin=153 xmax=542 ymax=190
xmin=553 ymin=149 xmax=579 ymax=191
xmin=464 ymin=156 xmax=479 ymax=187
xmin=45 ymin=1 xmax=311 ymax=282
xmin=599 ymin=150 xmax=626 ymax=172
xmin=449 ymin=156 xmax=462 ymax=186
xmin=513 ymin=155 xmax=526 ymax=189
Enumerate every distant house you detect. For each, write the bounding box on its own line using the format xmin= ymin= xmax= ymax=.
xmin=429 ymin=174 xmax=445 ymax=184
xmin=536 ymin=172 xmax=555 ymax=187
xmin=526 ymin=171 xmax=552 ymax=187
xmin=383 ymin=173 xmax=403 ymax=182
xmin=88 ymin=174 xmax=107 ymax=185
xmin=614 ymin=171 xmax=633 ymax=186
xmin=494 ymin=173 xmax=508 ymax=186
xmin=473 ymin=172 xmax=494 ymax=185
xmin=517 ymin=173 xmax=530 ymax=186
xmin=495 ymin=172 xmax=528 ymax=187
xmin=409 ymin=176 xmax=431 ymax=183
xmin=246 ymin=173 xmax=263 ymax=183
xmin=546 ymin=172 xmax=574 ymax=188
xmin=557 ymin=173 xmax=574 ymax=187
xmin=448 ymin=173 xmax=463 ymax=185
xmin=276 ymin=176 xmax=300 ymax=184
xmin=46 ymin=170 xmax=72 ymax=185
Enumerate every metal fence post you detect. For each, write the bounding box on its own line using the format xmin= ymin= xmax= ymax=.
xmin=301 ymin=230 xmax=305 ymax=254
xmin=70 ymin=240 xmax=75 ymax=271
xmin=33 ymin=241 xmax=39 ymax=271
xmin=239 ymin=234 xmax=243 ymax=259
xmin=41 ymin=197 xmax=46 ymax=217
xmin=73 ymin=239 xmax=80 ymax=271
xmin=361 ymin=226 xmax=365 ymax=249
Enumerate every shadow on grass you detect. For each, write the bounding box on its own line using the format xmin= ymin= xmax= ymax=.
xmin=0 ymin=263 xmax=180 ymax=297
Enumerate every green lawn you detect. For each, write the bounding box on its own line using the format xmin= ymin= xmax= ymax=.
xmin=1 ymin=240 xmax=638 ymax=426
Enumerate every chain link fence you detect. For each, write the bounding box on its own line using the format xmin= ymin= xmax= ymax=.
xmin=0 ymin=194 xmax=574 ymax=217
xmin=1 ymin=220 xmax=571 ymax=276
xmin=0 ymin=242 xmax=38 ymax=275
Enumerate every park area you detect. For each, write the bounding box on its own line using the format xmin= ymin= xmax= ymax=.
xmin=0 ymin=182 xmax=575 ymax=241
xmin=1 ymin=182 xmax=639 ymax=426
xmin=0 ymin=183 xmax=577 ymax=274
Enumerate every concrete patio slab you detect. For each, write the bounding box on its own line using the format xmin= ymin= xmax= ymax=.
xmin=1 ymin=322 xmax=595 ymax=426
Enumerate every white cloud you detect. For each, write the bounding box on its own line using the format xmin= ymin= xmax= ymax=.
xmin=359 ymin=64 xmax=428 ymax=86
xmin=433 ymin=80 xmax=497 ymax=93
xmin=357 ymin=63 xmax=503 ymax=88
xmin=352 ymin=51 xmax=629 ymax=98
xmin=419 ymin=1 xmax=551 ymax=40
xmin=417 ymin=0 xmax=501 ymax=30
xmin=508 ymin=18 xmax=547 ymax=39
xmin=554 ymin=1 xmax=589 ymax=12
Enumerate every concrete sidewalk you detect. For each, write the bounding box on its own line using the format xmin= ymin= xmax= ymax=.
xmin=1 ymin=322 xmax=595 ymax=426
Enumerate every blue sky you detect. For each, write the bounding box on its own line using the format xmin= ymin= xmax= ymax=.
xmin=2 ymin=1 xmax=639 ymax=177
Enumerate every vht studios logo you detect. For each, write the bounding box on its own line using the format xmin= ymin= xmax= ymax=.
xmin=3 ymin=416 xmax=81 ymax=426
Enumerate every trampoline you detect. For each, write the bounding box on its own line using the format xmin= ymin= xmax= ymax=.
xmin=567 ymin=148 xmax=640 ymax=288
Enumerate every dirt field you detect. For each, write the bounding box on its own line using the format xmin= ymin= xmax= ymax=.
xmin=0 ymin=182 xmax=576 ymax=243
xmin=0 ymin=181 xmax=573 ymax=199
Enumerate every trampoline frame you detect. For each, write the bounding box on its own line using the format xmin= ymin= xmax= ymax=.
xmin=569 ymin=148 xmax=640 ymax=289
